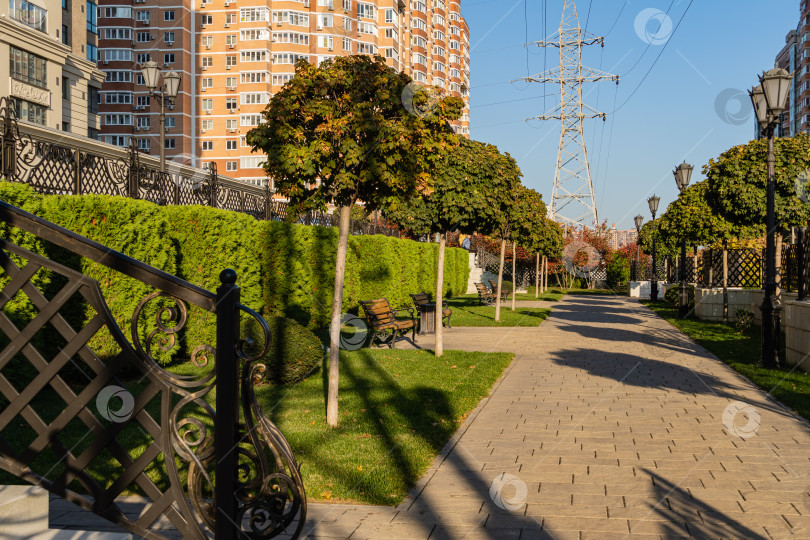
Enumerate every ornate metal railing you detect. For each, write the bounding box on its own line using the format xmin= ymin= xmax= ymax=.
xmin=0 ymin=97 xmax=398 ymax=237
xmin=0 ymin=200 xmax=306 ymax=539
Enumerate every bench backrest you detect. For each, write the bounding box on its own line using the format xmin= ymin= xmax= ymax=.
xmin=475 ymin=283 xmax=490 ymax=295
xmin=410 ymin=292 xmax=431 ymax=306
xmin=360 ymin=298 xmax=396 ymax=327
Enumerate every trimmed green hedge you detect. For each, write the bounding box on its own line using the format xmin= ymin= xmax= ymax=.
xmin=1 ymin=182 xmax=470 ymax=358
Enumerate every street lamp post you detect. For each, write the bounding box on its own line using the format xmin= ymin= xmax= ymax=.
xmin=140 ymin=61 xmax=181 ymax=174
xmin=634 ymin=214 xmax=644 ymax=281
xmin=749 ymin=68 xmax=792 ymax=369
xmin=648 ymin=195 xmax=660 ymax=301
xmin=673 ymin=162 xmax=693 ymax=318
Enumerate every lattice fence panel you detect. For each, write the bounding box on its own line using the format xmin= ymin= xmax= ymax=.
xmin=782 ymin=245 xmax=799 ymax=293
xmin=727 ymin=249 xmax=763 ymax=288
xmin=15 ymin=142 xmax=77 ymax=195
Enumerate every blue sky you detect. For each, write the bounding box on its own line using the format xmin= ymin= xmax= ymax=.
xmin=461 ymin=0 xmax=798 ymax=230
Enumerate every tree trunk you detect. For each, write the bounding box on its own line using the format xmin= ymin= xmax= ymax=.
xmin=511 ymin=243 xmax=516 ymax=311
xmin=544 ymin=256 xmax=548 ymax=292
xmin=495 ymin=238 xmax=506 ymax=321
xmin=326 ymin=205 xmax=351 ymax=427
xmin=535 ymin=252 xmax=540 ymax=298
xmin=435 ymin=231 xmax=446 ymax=357
xmin=722 ymin=243 xmax=729 ymax=324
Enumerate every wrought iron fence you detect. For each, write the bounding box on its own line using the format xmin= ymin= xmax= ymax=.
xmin=0 ymin=199 xmax=306 ymax=538
xmin=0 ymin=97 xmax=399 ymax=237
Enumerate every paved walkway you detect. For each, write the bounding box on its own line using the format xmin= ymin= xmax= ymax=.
xmin=50 ymin=296 xmax=810 ymax=539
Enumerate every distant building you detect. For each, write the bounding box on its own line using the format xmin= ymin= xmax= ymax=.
xmin=1 ymin=0 xmax=104 ymax=136
xmin=96 ymin=0 xmax=471 ymax=187
xmin=769 ymin=0 xmax=810 ymax=138
xmin=606 ymin=225 xmax=638 ymax=250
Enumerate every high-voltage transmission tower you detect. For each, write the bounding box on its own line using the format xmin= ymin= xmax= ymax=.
xmin=523 ymin=0 xmax=619 ymax=228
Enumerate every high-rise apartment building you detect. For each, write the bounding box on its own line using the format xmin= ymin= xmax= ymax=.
xmin=1 ymin=0 xmax=104 ymax=136
xmin=96 ymin=0 xmax=470 ymax=187
xmin=772 ymin=0 xmax=810 ymax=138
xmin=606 ymin=226 xmax=638 ymax=250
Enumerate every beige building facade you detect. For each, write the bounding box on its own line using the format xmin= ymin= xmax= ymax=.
xmin=97 ymin=0 xmax=469 ymax=187
xmin=1 ymin=0 xmax=104 ymax=136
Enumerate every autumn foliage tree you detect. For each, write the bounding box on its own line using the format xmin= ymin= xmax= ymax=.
xmin=247 ymin=55 xmax=462 ymax=426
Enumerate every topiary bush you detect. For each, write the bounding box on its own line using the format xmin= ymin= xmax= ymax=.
xmin=264 ymin=317 xmax=324 ymax=385
xmin=664 ymin=283 xmax=695 ymax=308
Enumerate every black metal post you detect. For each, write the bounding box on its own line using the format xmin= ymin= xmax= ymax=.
xmin=128 ymin=140 xmax=140 ymax=198
xmin=798 ymin=227 xmax=806 ymax=301
xmin=651 ymin=213 xmax=658 ymax=301
xmin=678 ymin=237 xmax=688 ymax=318
xmin=760 ymin=126 xmax=781 ymax=368
xmin=215 ymin=269 xmax=240 ymax=539
xmin=0 ymin=97 xmax=18 ymax=179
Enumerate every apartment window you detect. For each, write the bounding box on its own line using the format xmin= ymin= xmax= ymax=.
xmin=357 ymin=43 xmax=376 ymax=54
xmin=413 ymin=53 xmax=426 ymax=66
xmin=136 ymin=31 xmax=151 ymax=42
xmin=357 ymin=2 xmax=375 ymax=19
xmin=226 ymin=118 xmax=238 ymax=130
xmin=137 ymin=139 xmax=151 ymax=151
xmin=240 ymin=92 xmax=268 ymax=105
xmin=433 ymin=15 xmax=445 ymax=26
xmin=201 ymin=77 xmax=213 ymax=89
xmin=202 ymin=56 xmax=213 ymax=68
xmin=226 ymin=76 xmax=237 ymax=87
xmin=105 ymin=136 xmax=130 ymax=147
xmin=240 ymin=114 xmax=260 ymax=126
xmin=412 ymin=70 xmax=426 ymax=82
xmin=135 ymin=10 xmax=149 ymax=22
xmin=88 ymin=87 xmax=99 ymax=114
xmin=433 ymin=61 xmax=445 ymax=73
xmin=433 ymin=45 xmax=446 ymax=57
xmin=241 ymin=29 xmax=268 ymax=41
xmin=226 ymin=97 xmax=237 ymax=110
xmin=318 ymin=35 xmax=333 ymax=49
xmin=9 ymin=47 xmax=47 ymax=88
xmin=165 ymin=138 xmax=175 ymax=149
xmin=165 ymin=31 xmax=175 ymax=43
xmin=226 ymin=140 xmax=237 ymax=150
xmin=202 ymin=140 xmax=213 ymax=151
xmin=202 ymin=98 xmax=213 ymax=111
xmin=104 ymin=27 xmax=131 ymax=39
xmin=342 ymin=37 xmax=351 ymax=51
xmin=86 ymin=1 xmax=97 ymax=33
xmin=317 ymin=14 xmax=333 ymax=27
xmin=226 ymin=55 xmax=237 ymax=68
xmin=164 ymin=11 xmax=175 ymax=21
xmin=384 ymin=28 xmax=394 ymax=39
xmin=104 ymin=113 xmax=132 ymax=125
xmin=136 ymin=95 xmax=150 ymax=107
xmin=88 ymin=127 xmax=99 ymax=140
xmin=202 ymin=119 xmax=213 ymax=130
xmin=411 ymin=18 xmax=426 ymax=31
xmin=342 ymin=17 xmax=351 ymax=31
xmin=434 ymin=30 xmax=445 ymax=42
xmin=106 ymin=7 xmax=132 ymax=18
xmin=271 ymin=73 xmax=292 ymax=86
xmin=11 ymin=98 xmax=46 ymax=125
xmin=200 ymin=14 xmax=212 ymax=25
xmin=105 ymin=92 xmax=132 ymax=104
xmin=240 ymin=156 xmax=265 ymax=169
xmin=136 ymin=116 xmax=150 ymax=129
xmin=384 ymin=47 xmax=398 ymax=60
xmin=240 ymin=50 xmax=266 ymax=62
xmin=241 ymin=7 xmax=268 ymax=22
xmin=272 ymin=11 xmax=308 ymax=26
xmin=62 ymin=24 xmax=69 ymax=44
xmin=105 ymin=70 xmax=132 ymax=83
xmin=449 ymin=40 xmax=460 ymax=51
xmin=318 ymin=0 xmax=334 ymax=7
xmin=136 ymin=74 xmax=144 ymax=85
xmin=164 ymin=53 xmax=175 ymax=64
xmin=136 ymin=53 xmax=151 ymax=64
xmin=343 ymin=0 xmax=351 ymax=10
xmin=9 ymin=0 xmax=47 ymax=33
xmin=226 ymin=34 xmax=237 ymax=46
xmin=358 ymin=21 xmax=376 ymax=34
xmin=242 ymin=72 xmax=266 ymax=83
xmin=62 ymin=77 xmax=70 ymax=100
xmin=412 ymin=36 xmax=426 ymax=48
xmin=411 ymin=1 xmax=426 ymax=12
xmin=226 ymin=161 xmax=238 ymax=171
xmin=225 ymin=13 xmax=235 ymax=24
xmin=202 ymin=35 xmax=212 ymax=47
xmin=272 ymin=53 xmax=307 ymax=64
xmin=86 ymin=44 xmax=98 ymax=62
xmin=385 ymin=9 xmax=396 ymax=24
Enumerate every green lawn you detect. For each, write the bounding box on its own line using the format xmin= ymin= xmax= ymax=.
xmin=1 ymin=348 xmax=514 ymax=506
xmin=447 ymin=297 xmax=552 ymax=326
xmin=644 ymin=301 xmax=810 ymax=422
xmin=459 ymin=289 xmax=565 ymax=302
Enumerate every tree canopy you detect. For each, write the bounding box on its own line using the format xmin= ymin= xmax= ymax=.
xmin=704 ymin=133 xmax=810 ymax=232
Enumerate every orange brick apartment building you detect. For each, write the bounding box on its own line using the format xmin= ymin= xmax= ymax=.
xmin=97 ymin=0 xmax=470 ymax=187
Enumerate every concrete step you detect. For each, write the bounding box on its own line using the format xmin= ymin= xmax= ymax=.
xmin=28 ymin=531 xmax=131 ymax=540
xmin=0 ymin=486 xmax=131 ymax=540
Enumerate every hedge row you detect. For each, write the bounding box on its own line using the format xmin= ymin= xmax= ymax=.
xmin=1 ymin=182 xmax=469 ymax=358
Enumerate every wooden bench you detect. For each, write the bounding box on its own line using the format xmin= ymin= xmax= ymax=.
xmin=475 ymin=282 xmax=495 ymax=305
xmin=410 ymin=292 xmax=452 ymax=332
xmin=359 ymin=298 xmax=417 ymax=348
xmin=489 ymin=280 xmax=510 ymax=301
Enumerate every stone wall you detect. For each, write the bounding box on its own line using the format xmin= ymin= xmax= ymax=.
xmin=785 ymin=301 xmax=810 ymax=373
xmin=694 ymin=289 xmax=799 ymax=323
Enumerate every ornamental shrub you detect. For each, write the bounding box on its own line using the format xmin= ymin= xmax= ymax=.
xmin=264 ymin=317 xmax=324 ymax=385
xmin=606 ymin=253 xmax=631 ymax=289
